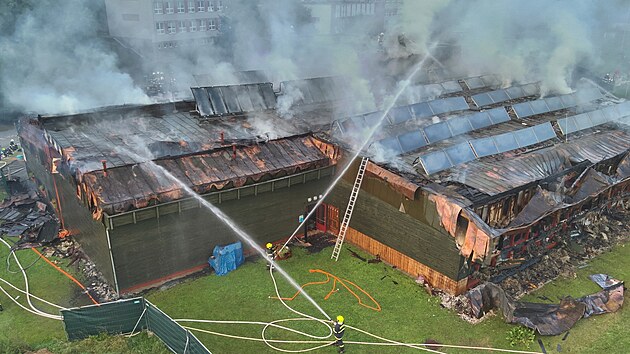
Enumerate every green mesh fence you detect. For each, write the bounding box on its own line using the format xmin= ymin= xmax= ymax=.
xmin=145 ymin=300 xmax=209 ymax=354
xmin=61 ymin=297 xmax=146 ymax=341
xmin=62 ymin=297 xmax=211 ymax=354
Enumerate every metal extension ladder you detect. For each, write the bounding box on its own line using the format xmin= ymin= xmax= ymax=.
xmin=331 ymin=157 xmax=369 ymax=261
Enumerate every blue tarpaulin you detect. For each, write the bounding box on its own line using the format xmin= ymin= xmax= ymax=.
xmin=208 ymin=241 xmax=244 ymax=276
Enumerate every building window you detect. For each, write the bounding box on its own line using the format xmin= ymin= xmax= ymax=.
xmin=154 ymin=1 xmax=163 ymax=14
xmin=188 ymin=1 xmax=195 ymax=13
xmin=208 ymin=1 xmax=214 ymax=12
xmin=208 ymin=18 xmax=216 ymax=30
xmin=168 ymin=21 xmax=176 ymax=34
xmin=190 ymin=20 xmax=197 ymax=31
xmin=198 ymin=19 xmax=206 ymax=31
xmin=177 ymin=1 xmax=185 ymax=13
xmin=197 ymin=0 xmax=205 ymax=12
xmin=165 ymin=1 xmax=174 ymax=14
xmin=179 ymin=20 xmax=187 ymax=32
xmin=217 ymin=0 xmax=223 ymax=11
xmin=156 ymin=22 xmax=165 ymax=34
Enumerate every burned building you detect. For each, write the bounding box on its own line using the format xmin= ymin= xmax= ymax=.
xmin=18 ymin=79 xmax=347 ymax=294
xmin=19 ymin=73 xmax=630 ymax=296
xmin=325 ymin=76 xmax=630 ymax=294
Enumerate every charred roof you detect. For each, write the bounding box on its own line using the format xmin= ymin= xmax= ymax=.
xmin=333 ymin=78 xmax=630 ymax=202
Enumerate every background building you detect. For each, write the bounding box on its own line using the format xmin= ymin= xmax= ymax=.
xmin=104 ymin=0 xmax=227 ymax=59
xmin=303 ymin=0 xmax=392 ymax=37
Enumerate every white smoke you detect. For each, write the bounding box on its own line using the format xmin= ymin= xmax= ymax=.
xmin=0 ymin=0 xmax=149 ymax=114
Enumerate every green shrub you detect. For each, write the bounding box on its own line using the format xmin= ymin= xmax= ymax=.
xmin=506 ymin=326 xmax=536 ymax=348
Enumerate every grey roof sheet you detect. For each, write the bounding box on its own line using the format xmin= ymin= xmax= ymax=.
xmin=445 ymin=130 xmax=630 ymax=195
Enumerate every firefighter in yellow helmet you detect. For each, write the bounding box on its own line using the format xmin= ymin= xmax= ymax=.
xmin=333 ymin=315 xmax=346 ymax=353
xmin=265 ymin=243 xmax=276 ymax=270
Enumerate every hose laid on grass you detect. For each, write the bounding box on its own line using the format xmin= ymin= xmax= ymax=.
xmin=0 ymin=284 xmax=61 ymax=320
xmin=178 ymin=266 xmax=543 ymax=354
xmin=270 ymin=269 xmax=381 ymax=312
xmin=0 ymin=237 xmax=63 ymax=320
xmin=30 ymin=248 xmax=99 ymax=305
xmin=0 ymin=275 xmax=66 ymax=310
xmin=178 ymin=266 xmax=444 ymax=354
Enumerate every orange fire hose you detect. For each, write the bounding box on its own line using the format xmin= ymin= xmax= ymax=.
xmin=271 ymin=269 xmax=381 ymax=312
xmin=31 ymin=248 xmax=99 ymax=305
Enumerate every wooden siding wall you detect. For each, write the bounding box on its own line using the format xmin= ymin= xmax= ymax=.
xmin=346 ymin=227 xmax=468 ymax=295
xmin=110 ymin=176 xmax=333 ymax=293
xmin=329 ymin=161 xmax=465 ymax=282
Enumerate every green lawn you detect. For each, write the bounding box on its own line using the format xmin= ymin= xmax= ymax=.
xmin=147 ymin=246 xmax=525 ymax=354
xmin=521 ymin=243 xmax=630 ymax=354
xmin=2 ymin=237 xmax=629 ymax=354
xmin=0 ymin=238 xmax=167 ymax=353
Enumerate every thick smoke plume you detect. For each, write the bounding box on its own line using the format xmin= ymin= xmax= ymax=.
xmin=0 ymin=0 xmax=149 ymax=114
xmin=2 ymin=0 xmax=626 ymax=117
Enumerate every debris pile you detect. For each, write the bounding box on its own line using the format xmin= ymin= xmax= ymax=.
xmin=437 ymin=291 xmax=485 ymax=323
xmin=466 ymin=274 xmax=624 ymax=335
xmin=42 ymin=238 xmax=118 ymax=302
xmin=487 ymin=206 xmax=630 ymax=298
xmin=0 ymin=192 xmax=59 ymax=248
xmin=438 ymin=203 xmax=630 ymax=322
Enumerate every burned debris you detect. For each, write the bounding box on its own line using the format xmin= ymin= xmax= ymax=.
xmin=467 ymin=274 xmax=624 ymax=336
xmin=0 ymin=192 xmax=60 ymax=249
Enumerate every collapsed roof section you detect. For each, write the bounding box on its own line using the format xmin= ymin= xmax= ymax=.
xmin=335 ymin=77 xmax=630 ymax=264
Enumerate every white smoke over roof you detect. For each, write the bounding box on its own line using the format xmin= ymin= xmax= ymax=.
xmin=1 ymin=0 xmax=626 ymax=117
xmin=0 ymin=0 xmax=150 ymax=114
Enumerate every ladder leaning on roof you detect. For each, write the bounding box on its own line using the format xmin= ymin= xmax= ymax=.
xmin=331 ymin=157 xmax=369 ymax=261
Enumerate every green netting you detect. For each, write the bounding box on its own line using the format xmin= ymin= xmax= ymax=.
xmin=62 ymin=298 xmax=211 ymax=353
xmin=145 ymin=300 xmax=209 ymax=354
xmin=61 ymin=297 xmax=146 ymax=341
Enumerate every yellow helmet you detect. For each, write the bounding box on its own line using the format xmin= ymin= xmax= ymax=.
xmin=266 ymin=243 xmax=273 ymax=249
xmin=336 ymin=315 xmax=344 ymax=323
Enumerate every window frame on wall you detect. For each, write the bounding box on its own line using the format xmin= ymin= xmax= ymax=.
xmin=154 ymin=1 xmax=163 ymax=14
xmin=168 ymin=21 xmax=176 ymax=34
xmin=197 ymin=0 xmax=205 ymax=12
xmin=177 ymin=1 xmax=185 ymax=13
xmin=156 ymin=22 xmax=165 ymax=34
xmin=198 ymin=19 xmax=206 ymax=31
xmin=179 ymin=20 xmax=187 ymax=32
xmin=188 ymin=0 xmax=195 ymax=13
xmin=165 ymin=1 xmax=174 ymax=14
xmin=208 ymin=18 xmax=216 ymax=30
xmin=190 ymin=20 xmax=197 ymax=32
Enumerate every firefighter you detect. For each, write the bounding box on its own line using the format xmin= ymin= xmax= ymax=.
xmin=265 ymin=243 xmax=276 ymax=270
xmin=333 ymin=315 xmax=346 ymax=353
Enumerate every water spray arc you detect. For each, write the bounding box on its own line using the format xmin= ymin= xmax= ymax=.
xmin=120 ymin=148 xmax=331 ymax=321
xmin=279 ymin=48 xmax=438 ymax=254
